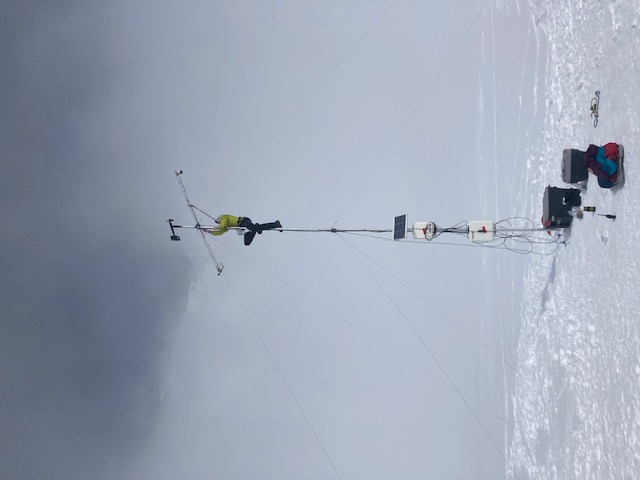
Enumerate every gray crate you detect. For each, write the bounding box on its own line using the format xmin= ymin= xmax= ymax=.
xmin=562 ymin=148 xmax=588 ymax=183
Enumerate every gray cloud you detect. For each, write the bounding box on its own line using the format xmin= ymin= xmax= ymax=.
xmin=1 ymin=2 xmax=191 ymax=478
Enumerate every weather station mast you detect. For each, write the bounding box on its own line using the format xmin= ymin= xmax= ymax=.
xmin=167 ymin=170 xmax=569 ymax=275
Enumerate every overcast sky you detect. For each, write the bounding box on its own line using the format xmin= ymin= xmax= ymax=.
xmin=1 ymin=1 xmax=543 ymax=479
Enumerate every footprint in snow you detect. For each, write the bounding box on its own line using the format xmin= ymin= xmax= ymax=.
xmin=600 ymin=229 xmax=609 ymax=245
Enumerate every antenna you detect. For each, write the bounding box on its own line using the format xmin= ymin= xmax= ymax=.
xmin=167 ymin=219 xmax=181 ymax=241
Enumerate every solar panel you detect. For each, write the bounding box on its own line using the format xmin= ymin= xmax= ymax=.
xmin=393 ymin=214 xmax=407 ymax=240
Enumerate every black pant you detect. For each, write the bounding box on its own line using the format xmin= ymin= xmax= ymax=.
xmin=240 ymin=218 xmax=281 ymax=245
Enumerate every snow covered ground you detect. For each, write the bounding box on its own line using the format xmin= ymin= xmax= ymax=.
xmin=509 ymin=1 xmax=640 ymax=478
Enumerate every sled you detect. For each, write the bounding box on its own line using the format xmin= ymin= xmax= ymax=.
xmin=614 ymin=144 xmax=625 ymax=186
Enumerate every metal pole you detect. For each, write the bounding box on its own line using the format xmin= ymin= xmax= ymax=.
xmin=172 ymin=225 xmax=392 ymax=233
xmin=172 ymin=225 xmax=219 ymax=229
xmin=494 ymin=227 xmax=556 ymax=233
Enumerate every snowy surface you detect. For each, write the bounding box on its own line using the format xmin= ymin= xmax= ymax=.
xmin=509 ymin=1 xmax=640 ymax=478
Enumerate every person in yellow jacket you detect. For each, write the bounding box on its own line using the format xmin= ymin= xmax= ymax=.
xmin=207 ymin=215 xmax=282 ymax=245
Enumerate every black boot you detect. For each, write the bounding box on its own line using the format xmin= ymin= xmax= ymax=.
xmin=244 ymin=231 xmax=256 ymax=246
xmin=257 ymin=221 xmax=282 ymax=231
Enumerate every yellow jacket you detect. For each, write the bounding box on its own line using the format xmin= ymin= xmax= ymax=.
xmin=207 ymin=215 xmax=242 ymax=236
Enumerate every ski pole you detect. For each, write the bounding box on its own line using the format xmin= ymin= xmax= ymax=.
xmin=597 ymin=214 xmax=616 ymax=220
